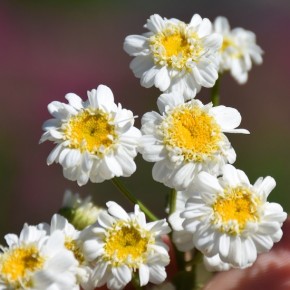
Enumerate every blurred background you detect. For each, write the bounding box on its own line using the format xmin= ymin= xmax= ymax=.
xmin=1 ymin=0 xmax=290 ymax=241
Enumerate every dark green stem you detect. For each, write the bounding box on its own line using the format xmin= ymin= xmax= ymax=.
xmin=211 ymin=74 xmax=222 ymax=106
xmin=131 ymin=273 xmax=142 ymax=290
xmin=112 ymin=177 xmax=158 ymax=222
xmin=169 ymin=188 xmax=177 ymax=215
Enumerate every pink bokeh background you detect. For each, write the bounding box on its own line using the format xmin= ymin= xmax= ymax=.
xmin=1 ymin=0 xmax=290 ymax=240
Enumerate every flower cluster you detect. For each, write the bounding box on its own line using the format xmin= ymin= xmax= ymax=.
xmin=0 ymin=13 xmax=286 ymax=290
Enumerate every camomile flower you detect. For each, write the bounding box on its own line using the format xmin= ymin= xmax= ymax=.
xmin=0 ymin=224 xmax=77 ymax=290
xmin=139 ymin=92 xmax=249 ymax=190
xmin=82 ymin=201 xmax=171 ymax=290
xmin=214 ymin=16 xmax=263 ymax=84
xmin=181 ymin=164 xmax=287 ymax=269
xmin=40 ymin=85 xmax=141 ymax=186
xmin=43 ymin=214 xmax=95 ymax=290
xmin=124 ymin=13 xmax=222 ymax=100
xmin=59 ymin=190 xmax=105 ymax=230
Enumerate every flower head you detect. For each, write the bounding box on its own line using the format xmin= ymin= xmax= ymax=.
xmin=59 ymin=190 xmax=105 ymax=230
xmin=40 ymin=85 xmax=141 ymax=186
xmin=124 ymin=14 xmax=222 ymax=100
xmin=139 ymin=92 xmax=249 ymax=190
xmin=181 ymin=164 xmax=287 ymax=268
xmin=0 ymin=224 xmax=77 ymax=289
xmin=82 ymin=202 xmax=171 ymax=290
xmin=214 ymin=16 xmax=263 ymax=84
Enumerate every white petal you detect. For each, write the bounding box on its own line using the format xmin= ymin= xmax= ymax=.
xmin=189 ymin=14 xmax=202 ymax=27
xmin=197 ymin=18 xmax=212 ymax=38
xmin=222 ymin=164 xmax=243 ymax=187
xmin=210 ymin=105 xmax=244 ymax=131
xmin=145 ymin=14 xmax=165 ymax=33
xmin=214 ymin=16 xmax=230 ymax=34
xmin=157 ymin=92 xmax=184 ymax=114
xmin=129 ymin=55 xmax=154 ymax=78
xmin=197 ymin=172 xmax=223 ymax=193
xmin=123 ymin=35 xmax=148 ymax=56
xmin=154 ymin=66 xmax=171 ymax=91
xmin=139 ymin=264 xmax=150 ymax=286
xmin=106 ymin=201 xmax=129 ymax=220
xmin=65 ymin=93 xmax=83 ymax=110
xmin=141 ymin=66 xmax=159 ymax=88
xmin=112 ymin=265 xmax=132 ymax=286
xmin=47 ymin=144 xmax=63 ymax=165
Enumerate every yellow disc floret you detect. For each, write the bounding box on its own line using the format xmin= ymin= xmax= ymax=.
xmin=103 ymin=221 xmax=153 ymax=269
xmin=221 ymin=36 xmax=242 ymax=59
xmin=162 ymin=104 xmax=222 ymax=162
xmin=65 ymin=238 xmax=85 ymax=264
xmin=212 ymin=186 xmax=260 ymax=235
xmin=0 ymin=245 xmax=45 ymax=287
xmin=149 ymin=22 xmax=203 ymax=70
xmin=63 ymin=109 xmax=116 ymax=155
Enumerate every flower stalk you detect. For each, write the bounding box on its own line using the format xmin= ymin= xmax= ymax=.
xmin=112 ymin=177 xmax=158 ymax=221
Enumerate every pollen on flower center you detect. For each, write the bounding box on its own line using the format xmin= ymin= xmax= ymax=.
xmin=162 ymin=105 xmax=221 ymax=162
xmin=221 ymin=36 xmax=242 ymax=58
xmin=64 ymin=110 xmax=116 ymax=154
xmin=65 ymin=239 xmax=84 ymax=264
xmin=0 ymin=245 xmax=44 ymax=284
xmin=212 ymin=186 xmax=260 ymax=234
xmin=149 ymin=23 xmax=202 ymax=70
xmin=104 ymin=222 xmax=152 ymax=268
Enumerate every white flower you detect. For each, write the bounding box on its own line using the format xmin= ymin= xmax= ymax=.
xmin=46 ymin=214 xmax=95 ymax=290
xmin=124 ymin=14 xmax=222 ymax=100
xmin=139 ymin=92 xmax=249 ymax=190
xmin=181 ymin=164 xmax=287 ymax=269
xmin=82 ymin=201 xmax=171 ymax=290
xmin=214 ymin=16 xmax=263 ymax=84
xmin=40 ymin=84 xmax=141 ymax=186
xmin=0 ymin=224 xmax=78 ymax=290
xmin=60 ymin=190 xmax=105 ymax=230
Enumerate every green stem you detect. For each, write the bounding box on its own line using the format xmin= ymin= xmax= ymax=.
xmin=169 ymin=188 xmax=177 ymax=215
xmin=131 ymin=274 xmax=142 ymax=290
xmin=211 ymin=74 xmax=222 ymax=106
xmin=112 ymin=177 xmax=158 ymax=222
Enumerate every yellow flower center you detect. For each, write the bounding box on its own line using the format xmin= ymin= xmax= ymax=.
xmin=64 ymin=109 xmax=116 ymax=155
xmin=104 ymin=222 xmax=152 ymax=269
xmin=162 ymin=105 xmax=222 ymax=162
xmin=221 ymin=36 xmax=242 ymax=59
xmin=0 ymin=245 xmax=45 ymax=286
xmin=212 ymin=186 xmax=260 ymax=235
xmin=65 ymin=238 xmax=84 ymax=264
xmin=149 ymin=23 xmax=203 ymax=70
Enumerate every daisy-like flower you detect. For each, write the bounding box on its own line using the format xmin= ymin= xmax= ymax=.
xmin=0 ymin=224 xmax=77 ymax=289
xmin=40 ymin=85 xmax=141 ymax=186
xmin=44 ymin=214 xmax=95 ymax=290
xmin=139 ymin=92 xmax=249 ymax=190
xmin=82 ymin=201 xmax=171 ymax=290
xmin=124 ymin=14 xmax=222 ymax=100
xmin=181 ymin=164 xmax=287 ymax=269
xmin=214 ymin=16 xmax=263 ymax=84
xmin=59 ymin=190 xmax=105 ymax=230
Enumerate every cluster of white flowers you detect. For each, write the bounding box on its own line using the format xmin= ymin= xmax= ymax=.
xmin=0 ymin=196 xmax=170 ymax=290
xmin=1 ymin=12 xmax=286 ymax=290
